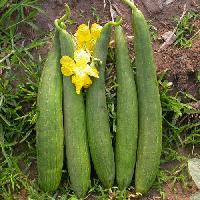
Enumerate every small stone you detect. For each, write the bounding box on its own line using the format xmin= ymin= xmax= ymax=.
xmin=188 ymin=158 xmax=200 ymax=189
xmin=142 ymin=0 xmax=164 ymax=13
xmin=161 ymin=31 xmax=176 ymax=42
xmin=48 ymin=23 xmax=54 ymax=32
xmin=164 ymin=0 xmax=175 ymax=5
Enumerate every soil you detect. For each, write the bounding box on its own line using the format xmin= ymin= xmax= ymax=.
xmin=17 ymin=0 xmax=200 ymax=199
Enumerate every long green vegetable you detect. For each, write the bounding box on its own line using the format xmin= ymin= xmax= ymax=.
xmin=36 ymin=31 xmax=64 ymax=192
xmin=86 ymin=19 xmax=122 ymax=188
xmin=115 ymin=25 xmax=138 ymax=190
xmin=55 ymin=8 xmax=91 ymax=197
xmin=123 ymin=0 xmax=162 ymax=194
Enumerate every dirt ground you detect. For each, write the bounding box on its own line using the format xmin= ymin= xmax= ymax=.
xmin=20 ymin=0 xmax=200 ymax=199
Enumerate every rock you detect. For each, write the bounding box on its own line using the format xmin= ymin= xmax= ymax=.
xmin=141 ymin=0 xmax=175 ymax=13
xmin=141 ymin=0 xmax=165 ymax=13
xmin=159 ymin=31 xmax=176 ymax=50
xmin=165 ymin=0 xmax=175 ymax=5
xmin=161 ymin=31 xmax=176 ymax=43
xmin=188 ymin=158 xmax=200 ymax=189
xmin=190 ymin=192 xmax=200 ymax=200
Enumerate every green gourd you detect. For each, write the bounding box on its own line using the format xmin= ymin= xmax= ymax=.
xmin=123 ymin=0 xmax=162 ymax=194
xmin=55 ymin=12 xmax=91 ymax=198
xmin=86 ymin=19 xmax=122 ymax=188
xmin=115 ymin=25 xmax=138 ymax=190
xmin=36 ymin=31 xmax=64 ymax=192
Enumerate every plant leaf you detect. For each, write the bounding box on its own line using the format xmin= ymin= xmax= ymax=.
xmin=0 ymin=0 xmax=8 ymax=8
xmin=0 ymin=123 xmax=4 ymax=145
xmin=197 ymin=71 xmax=200 ymax=82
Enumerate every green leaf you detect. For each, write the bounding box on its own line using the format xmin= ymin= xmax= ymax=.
xmin=188 ymin=158 xmax=200 ymax=189
xmin=0 ymin=0 xmax=8 ymax=8
xmin=68 ymin=197 xmax=78 ymax=200
xmin=0 ymin=123 xmax=4 ymax=144
xmin=197 ymin=71 xmax=200 ymax=82
xmin=0 ymin=113 xmax=11 ymax=126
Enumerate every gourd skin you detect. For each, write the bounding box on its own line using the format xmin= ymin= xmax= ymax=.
xmin=58 ymin=28 xmax=91 ymax=198
xmin=123 ymin=0 xmax=162 ymax=194
xmin=36 ymin=31 xmax=64 ymax=192
xmin=86 ymin=23 xmax=115 ymax=188
xmin=115 ymin=25 xmax=138 ymax=190
xmin=132 ymin=5 xmax=162 ymax=194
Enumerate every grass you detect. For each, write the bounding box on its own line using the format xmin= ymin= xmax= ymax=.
xmin=147 ymin=20 xmax=158 ymax=41
xmin=0 ymin=0 xmax=46 ymax=199
xmin=159 ymin=72 xmax=200 ymax=149
xmin=92 ymin=7 xmax=100 ymax=23
xmin=0 ymin=1 xmax=200 ymax=199
xmin=175 ymin=10 xmax=199 ymax=48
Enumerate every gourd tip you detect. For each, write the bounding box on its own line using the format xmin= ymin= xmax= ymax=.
xmin=64 ymin=4 xmax=71 ymax=19
xmin=123 ymin=0 xmax=137 ymax=11
xmin=54 ymin=3 xmax=71 ymax=31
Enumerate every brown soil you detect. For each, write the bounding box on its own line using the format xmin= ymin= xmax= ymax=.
xmin=163 ymin=182 xmax=198 ymax=200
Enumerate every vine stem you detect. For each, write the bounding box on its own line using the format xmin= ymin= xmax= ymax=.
xmin=123 ymin=0 xmax=137 ymax=11
xmin=107 ymin=17 xmax=123 ymax=26
xmin=54 ymin=3 xmax=70 ymax=31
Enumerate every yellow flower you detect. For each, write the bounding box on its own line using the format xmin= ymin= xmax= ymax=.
xmin=74 ymin=48 xmax=90 ymax=64
xmin=75 ymin=23 xmax=102 ymax=52
xmin=60 ymin=56 xmax=75 ymax=76
xmin=60 ymin=49 xmax=99 ymax=94
xmin=91 ymin=23 xmax=102 ymax=40
xmin=75 ymin=24 xmax=91 ymax=43
xmin=72 ymin=74 xmax=92 ymax=94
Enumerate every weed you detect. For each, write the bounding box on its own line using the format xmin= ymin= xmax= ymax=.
xmin=87 ymin=180 xmax=128 ymax=200
xmin=175 ymin=11 xmax=199 ymax=48
xmin=0 ymin=0 xmax=43 ymax=31
xmin=147 ymin=20 xmax=158 ymax=41
xmin=78 ymin=9 xmax=84 ymax=18
xmin=0 ymin=142 xmax=31 ymax=199
xmin=0 ymin=0 xmax=48 ymax=142
xmin=154 ymin=72 xmax=200 ymax=198
xmin=106 ymin=48 xmax=117 ymax=135
xmin=0 ymin=0 xmax=44 ymax=198
xmin=197 ymin=71 xmax=200 ymax=82
xmin=92 ymin=7 xmax=100 ymax=23
xmin=159 ymin=72 xmax=200 ymax=150
xmin=0 ymin=51 xmax=40 ymax=142
xmin=157 ymin=154 xmax=191 ymax=198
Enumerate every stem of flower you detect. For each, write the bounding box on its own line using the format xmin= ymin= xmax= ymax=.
xmin=106 ymin=17 xmax=123 ymax=27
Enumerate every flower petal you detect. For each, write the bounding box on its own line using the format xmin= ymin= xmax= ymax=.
xmin=61 ymin=66 xmax=74 ymax=76
xmin=60 ymin=56 xmax=76 ymax=77
xmin=91 ymin=23 xmax=102 ymax=41
xmin=60 ymin=56 xmax=75 ymax=68
xmin=85 ymin=64 xmax=99 ymax=78
xmin=83 ymin=75 xmax=92 ymax=88
xmin=71 ymin=74 xmax=84 ymax=94
xmin=74 ymin=49 xmax=91 ymax=65
xmin=75 ymin=24 xmax=91 ymax=43
xmin=71 ymin=74 xmax=93 ymax=94
xmin=86 ymin=40 xmax=95 ymax=52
